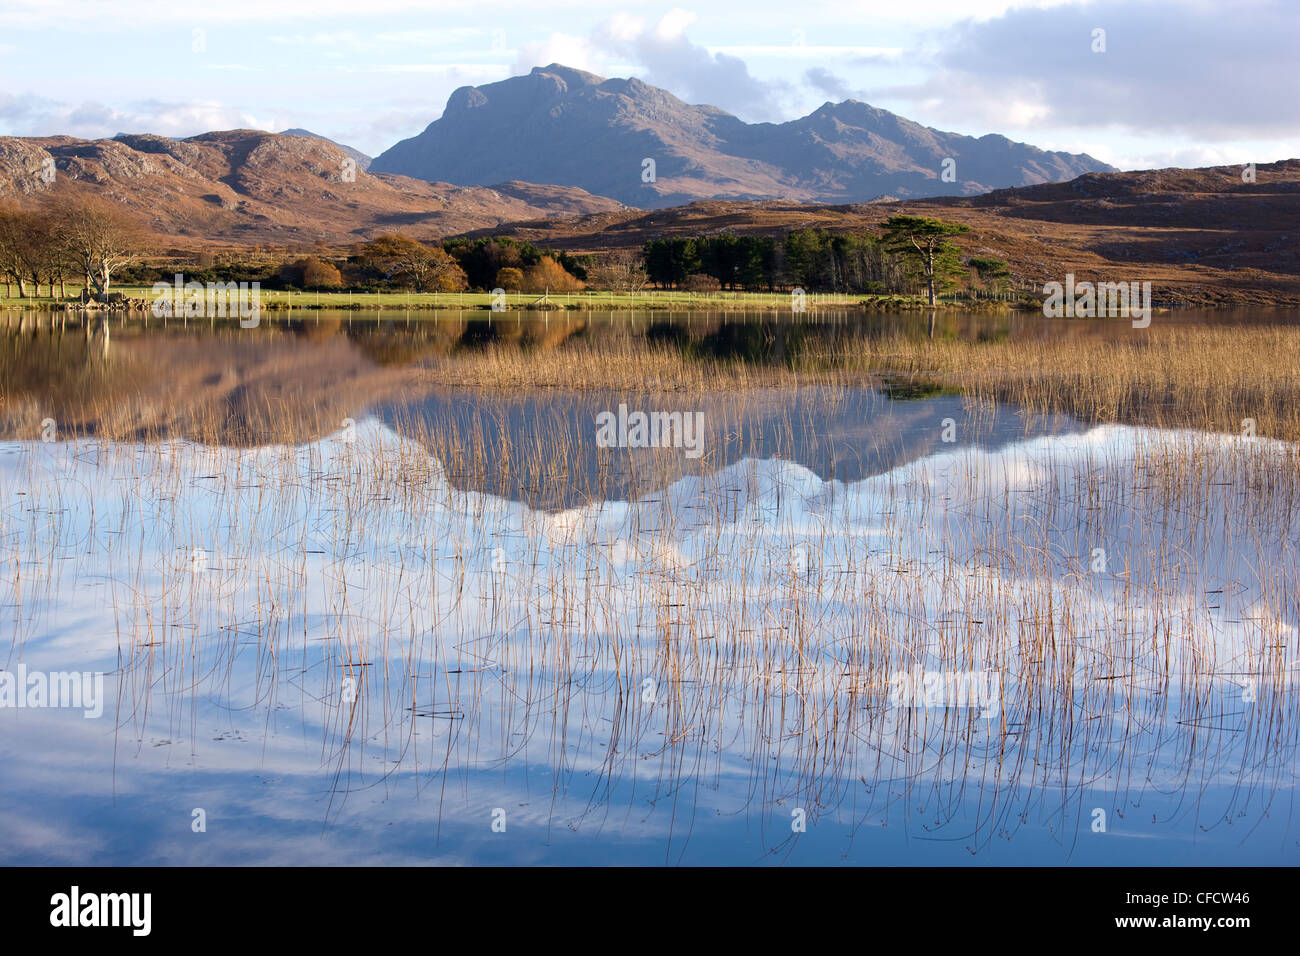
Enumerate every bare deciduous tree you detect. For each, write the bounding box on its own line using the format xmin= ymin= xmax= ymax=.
xmin=51 ymin=194 xmax=146 ymax=296
xmin=0 ymin=204 xmax=39 ymax=297
xmin=586 ymin=250 xmax=648 ymax=292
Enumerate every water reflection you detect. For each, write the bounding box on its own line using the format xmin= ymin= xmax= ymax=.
xmin=376 ymin=387 xmax=1082 ymax=509
xmin=0 ymin=309 xmax=1296 ymax=865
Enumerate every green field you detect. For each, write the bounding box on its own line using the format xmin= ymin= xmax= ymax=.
xmin=1 ymin=286 xmax=954 ymax=312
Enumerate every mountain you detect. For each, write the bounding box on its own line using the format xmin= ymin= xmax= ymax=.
xmin=281 ymin=128 xmax=372 ymax=170
xmin=0 ymin=129 xmax=624 ymax=245
xmin=371 ymin=64 xmax=1115 ymax=208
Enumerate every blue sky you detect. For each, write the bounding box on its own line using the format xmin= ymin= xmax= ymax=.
xmin=1 ymin=0 xmax=1296 ymax=171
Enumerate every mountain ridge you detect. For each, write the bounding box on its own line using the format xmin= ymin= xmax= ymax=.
xmin=0 ymin=128 xmax=624 ymax=246
xmin=371 ymin=63 xmax=1115 ymax=207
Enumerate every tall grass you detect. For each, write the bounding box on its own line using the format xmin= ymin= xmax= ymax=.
xmin=2 ymin=365 xmax=1296 ymax=855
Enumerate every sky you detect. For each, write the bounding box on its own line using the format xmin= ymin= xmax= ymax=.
xmin=0 ymin=0 xmax=1296 ymax=171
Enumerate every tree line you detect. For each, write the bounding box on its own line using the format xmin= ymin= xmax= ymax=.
xmin=0 ymin=194 xmax=1008 ymax=306
xmin=0 ymin=199 xmax=598 ymax=298
xmin=641 ymin=217 xmax=1011 ymax=303
xmin=0 ymin=194 xmax=145 ymax=298
xmin=642 ymin=227 xmax=912 ymax=294
xmin=278 ymin=236 xmax=593 ymax=293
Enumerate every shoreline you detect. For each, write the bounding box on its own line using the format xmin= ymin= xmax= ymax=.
xmin=0 ymin=294 xmax=1204 ymax=315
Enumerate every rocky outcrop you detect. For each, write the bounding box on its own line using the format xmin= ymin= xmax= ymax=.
xmin=0 ymin=129 xmax=625 ymax=246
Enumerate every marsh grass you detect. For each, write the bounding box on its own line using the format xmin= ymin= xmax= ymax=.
xmin=429 ymin=324 xmax=1300 ymax=445
xmin=829 ymin=325 xmax=1300 ymax=445
xmin=9 ymin=312 xmax=1298 ymax=443
xmin=3 ymin=375 xmax=1297 ymax=858
xmin=3 ymin=310 xmax=1299 ymax=859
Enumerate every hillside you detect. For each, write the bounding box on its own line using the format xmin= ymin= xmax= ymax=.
xmin=371 ymin=64 xmax=1113 ymax=208
xmin=0 ymin=120 xmax=1293 ymax=306
xmin=281 ymin=128 xmax=373 ymax=171
xmin=467 ymin=160 xmax=1300 ymax=306
xmin=0 ymin=129 xmax=624 ymax=246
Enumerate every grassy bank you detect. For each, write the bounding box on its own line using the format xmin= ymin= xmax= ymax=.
xmin=1 ymin=286 xmax=1014 ymax=312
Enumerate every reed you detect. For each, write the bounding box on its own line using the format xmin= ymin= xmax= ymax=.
xmin=2 ymin=371 xmax=1296 ymax=858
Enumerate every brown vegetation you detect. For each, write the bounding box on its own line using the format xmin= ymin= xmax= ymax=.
xmin=357 ymin=234 xmax=469 ymax=292
xmin=0 ymin=130 xmax=625 ymax=248
xmin=480 ymin=160 xmax=1300 ymax=306
xmin=521 ymin=255 xmax=584 ymax=293
xmin=0 ymin=192 xmax=145 ymax=296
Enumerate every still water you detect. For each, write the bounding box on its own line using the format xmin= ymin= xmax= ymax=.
xmin=1 ymin=310 xmax=1297 ymax=864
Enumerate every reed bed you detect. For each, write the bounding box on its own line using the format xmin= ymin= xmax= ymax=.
xmin=2 ymin=380 xmax=1297 ymax=859
xmin=7 ymin=313 xmax=1300 ymax=441
xmin=3 ymin=310 xmax=1298 ymax=860
xmin=418 ymin=323 xmax=1300 ymax=445
xmin=826 ymin=325 xmax=1300 ymax=445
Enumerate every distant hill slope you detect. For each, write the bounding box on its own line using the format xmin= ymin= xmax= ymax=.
xmin=471 ymin=159 xmax=1300 ymax=306
xmin=371 ymin=63 xmax=1114 ymax=208
xmin=281 ymin=128 xmax=373 ymax=170
xmin=0 ymin=129 xmax=624 ymax=246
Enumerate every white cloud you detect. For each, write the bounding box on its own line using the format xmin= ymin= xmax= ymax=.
xmin=712 ymin=45 xmax=903 ymax=60
xmin=803 ymin=68 xmax=861 ymax=102
xmin=0 ymin=0 xmax=522 ymax=28
xmin=508 ymin=9 xmax=795 ymax=120
xmin=1087 ymin=141 xmax=1300 ymax=173
xmin=1 ymin=0 xmax=1294 ymax=169
xmin=655 ymin=7 xmax=698 ymax=40
xmin=0 ymin=93 xmax=271 ymax=139
xmin=874 ymin=0 xmax=1300 ymax=141
xmin=267 ymin=27 xmax=486 ymax=53
xmin=513 ymin=33 xmax=603 ymax=76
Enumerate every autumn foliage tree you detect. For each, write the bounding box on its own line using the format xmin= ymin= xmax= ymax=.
xmin=427 ymin=249 xmax=469 ymax=292
xmin=50 ymin=193 xmax=146 ymax=295
xmin=360 ymin=234 xmax=468 ymax=292
xmin=493 ymin=266 xmax=524 ymax=290
xmin=280 ymin=256 xmax=342 ymax=289
xmin=302 ymin=257 xmax=342 ymax=289
xmin=683 ymin=273 xmax=721 ymax=292
xmin=521 ymin=256 xmax=584 ymax=293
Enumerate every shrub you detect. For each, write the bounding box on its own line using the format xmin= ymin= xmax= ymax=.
xmin=521 ymin=256 xmax=584 ymax=293
xmin=494 ymin=267 xmax=525 ymax=290
xmin=280 ymin=256 xmax=342 ymax=289
xmin=683 ymin=273 xmax=721 ymax=292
